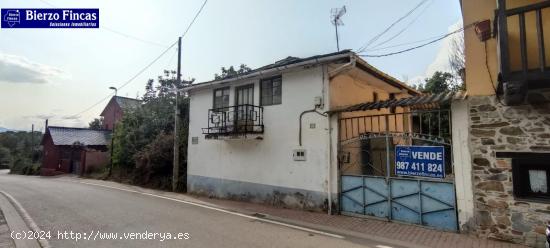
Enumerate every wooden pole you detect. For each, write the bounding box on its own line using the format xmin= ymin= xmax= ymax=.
xmin=173 ymin=37 xmax=182 ymax=192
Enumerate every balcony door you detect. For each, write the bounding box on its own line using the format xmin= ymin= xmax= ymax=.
xmin=235 ymin=84 xmax=254 ymax=132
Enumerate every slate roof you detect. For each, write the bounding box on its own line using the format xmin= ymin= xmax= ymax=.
xmin=46 ymin=126 xmax=111 ymax=146
xmin=329 ymin=91 xmax=467 ymax=113
xmin=114 ymin=96 xmax=142 ymax=110
xmin=100 ymin=96 xmax=142 ymax=117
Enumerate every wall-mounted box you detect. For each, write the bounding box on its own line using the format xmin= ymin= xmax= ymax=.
xmin=293 ymin=149 xmax=306 ymax=161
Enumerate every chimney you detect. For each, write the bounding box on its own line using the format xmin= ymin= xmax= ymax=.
xmin=45 ymin=119 xmax=48 ymax=129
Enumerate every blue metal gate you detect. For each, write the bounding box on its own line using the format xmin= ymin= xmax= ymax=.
xmin=338 ymin=110 xmax=458 ymax=231
xmin=341 ymin=175 xmax=457 ymax=231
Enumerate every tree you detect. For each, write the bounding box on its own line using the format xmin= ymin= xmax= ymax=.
xmin=0 ymin=146 xmax=11 ymax=169
xmin=422 ymin=71 xmax=455 ymax=94
xmin=88 ymin=118 xmax=104 ymax=130
xmin=214 ymin=64 xmax=252 ymax=80
xmin=449 ymin=33 xmax=465 ymax=89
xmin=0 ymin=131 xmax=42 ymax=174
xmin=111 ymin=70 xmax=191 ymax=190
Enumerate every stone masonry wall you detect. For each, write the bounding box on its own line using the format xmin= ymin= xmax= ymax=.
xmin=468 ymin=96 xmax=550 ymax=247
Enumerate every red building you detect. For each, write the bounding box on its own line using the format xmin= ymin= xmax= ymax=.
xmin=41 ymin=126 xmax=111 ymax=176
xmin=40 ymin=96 xmax=141 ymax=176
xmin=100 ymin=96 xmax=142 ymax=130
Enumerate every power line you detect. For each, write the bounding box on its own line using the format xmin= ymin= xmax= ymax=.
xmin=368 ymin=0 xmax=434 ymax=50
xmin=181 ymin=0 xmax=208 ymax=39
xmin=357 ymin=0 xmax=428 ymax=53
xmin=38 ymin=0 xmax=169 ymax=48
xmin=102 ymin=27 xmax=169 ymax=48
xmin=358 ymin=23 xmax=474 ymax=58
xmin=71 ymin=40 xmax=178 ymax=117
xmin=71 ymin=0 xmax=209 ymax=117
xmin=364 ymin=32 xmax=450 ymax=52
xmin=164 ymin=47 xmax=179 ymax=70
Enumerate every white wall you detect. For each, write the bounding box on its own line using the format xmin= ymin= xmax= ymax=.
xmin=451 ymin=100 xmax=475 ymax=231
xmin=187 ymin=66 xmax=334 ymax=202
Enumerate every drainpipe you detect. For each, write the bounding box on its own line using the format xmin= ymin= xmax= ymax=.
xmin=327 ymin=112 xmax=333 ymax=215
xmin=328 ymin=56 xmax=356 ymax=79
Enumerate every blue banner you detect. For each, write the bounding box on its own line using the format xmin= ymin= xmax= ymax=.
xmin=1 ymin=8 xmax=99 ymax=28
xmin=395 ymin=146 xmax=445 ymax=178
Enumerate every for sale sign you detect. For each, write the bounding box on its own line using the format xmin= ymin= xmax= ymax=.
xmin=395 ymin=146 xmax=445 ymax=178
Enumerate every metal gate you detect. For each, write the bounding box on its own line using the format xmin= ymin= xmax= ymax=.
xmin=338 ymin=109 xmax=458 ymax=231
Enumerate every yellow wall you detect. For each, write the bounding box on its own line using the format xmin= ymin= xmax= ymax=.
xmin=463 ymin=0 xmax=550 ymax=95
xmin=329 ymin=73 xmax=412 ymax=141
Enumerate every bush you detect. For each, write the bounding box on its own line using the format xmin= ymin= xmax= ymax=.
xmin=10 ymin=156 xmax=40 ymax=175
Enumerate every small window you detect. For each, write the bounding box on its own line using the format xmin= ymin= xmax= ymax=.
xmin=260 ymin=76 xmax=282 ymax=106
xmin=373 ymin=92 xmax=379 ymax=102
xmin=213 ymin=87 xmax=230 ymax=109
xmin=512 ymin=156 xmax=550 ymax=201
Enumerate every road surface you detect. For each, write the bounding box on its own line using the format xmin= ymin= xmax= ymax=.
xmin=0 ymin=172 xmax=397 ymax=247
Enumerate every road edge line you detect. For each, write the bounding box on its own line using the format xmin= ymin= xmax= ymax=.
xmin=0 ymin=190 xmax=52 ymax=248
xmin=74 ymin=181 xmax=345 ymax=239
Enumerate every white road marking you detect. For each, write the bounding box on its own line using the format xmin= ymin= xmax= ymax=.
xmin=0 ymin=190 xmax=52 ymax=248
xmin=72 ymin=180 xmax=345 ymax=239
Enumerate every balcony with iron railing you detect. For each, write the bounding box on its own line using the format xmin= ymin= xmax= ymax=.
xmin=202 ymin=104 xmax=264 ymax=139
xmin=497 ymin=0 xmax=550 ymax=94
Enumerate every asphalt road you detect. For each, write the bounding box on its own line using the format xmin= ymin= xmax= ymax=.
xmin=0 ymin=172 xmax=394 ymax=248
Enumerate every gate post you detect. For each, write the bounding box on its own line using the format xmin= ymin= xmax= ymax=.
xmin=385 ymin=115 xmax=392 ymax=221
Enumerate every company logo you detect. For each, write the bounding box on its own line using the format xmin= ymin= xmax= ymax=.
xmin=1 ymin=8 xmax=99 ymax=29
xmin=2 ymin=10 xmax=20 ymax=27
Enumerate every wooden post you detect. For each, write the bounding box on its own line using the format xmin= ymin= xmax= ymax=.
xmin=173 ymin=37 xmax=182 ymax=192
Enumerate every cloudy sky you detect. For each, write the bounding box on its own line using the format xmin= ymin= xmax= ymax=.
xmin=0 ymin=0 xmax=462 ymax=131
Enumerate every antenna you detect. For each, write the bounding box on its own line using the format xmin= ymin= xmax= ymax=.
xmin=331 ymin=5 xmax=347 ymax=51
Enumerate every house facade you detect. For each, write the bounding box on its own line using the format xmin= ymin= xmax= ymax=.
xmin=41 ymin=126 xmax=111 ymax=176
xmin=185 ymin=50 xmax=417 ymax=211
xmin=457 ymin=0 xmax=550 ymax=246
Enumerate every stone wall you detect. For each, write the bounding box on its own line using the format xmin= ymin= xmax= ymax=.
xmin=468 ymin=96 xmax=550 ymax=247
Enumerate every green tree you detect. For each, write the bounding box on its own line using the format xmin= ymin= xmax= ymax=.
xmin=422 ymin=71 xmax=454 ymax=94
xmin=88 ymin=118 xmax=104 ymax=130
xmin=111 ymin=70 xmax=191 ymax=190
xmin=416 ymin=71 xmax=465 ymax=94
xmin=0 ymin=131 xmax=42 ymax=174
xmin=0 ymin=146 xmax=11 ymax=169
xmin=214 ymin=64 xmax=252 ymax=80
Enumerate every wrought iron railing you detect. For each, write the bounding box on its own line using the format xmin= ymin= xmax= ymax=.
xmin=202 ymin=104 xmax=264 ymax=138
xmin=497 ymin=0 xmax=550 ymax=89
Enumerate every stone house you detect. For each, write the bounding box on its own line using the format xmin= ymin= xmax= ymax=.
xmin=456 ymin=0 xmax=550 ymax=246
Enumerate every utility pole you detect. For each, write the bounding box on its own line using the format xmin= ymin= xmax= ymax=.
xmin=108 ymin=87 xmax=117 ymax=177
xmin=31 ymin=124 xmax=34 ymax=161
xmin=173 ymin=37 xmax=182 ymax=192
xmin=331 ymin=6 xmax=347 ymax=52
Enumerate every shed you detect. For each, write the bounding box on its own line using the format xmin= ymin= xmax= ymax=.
xmin=41 ymin=126 xmax=111 ymax=176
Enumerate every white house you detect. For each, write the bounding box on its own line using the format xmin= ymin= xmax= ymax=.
xmin=184 ymin=50 xmax=418 ymax=212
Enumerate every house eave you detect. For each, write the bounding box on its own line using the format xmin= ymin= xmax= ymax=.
xmin=182 ymin=52 xmax=354 ymax=92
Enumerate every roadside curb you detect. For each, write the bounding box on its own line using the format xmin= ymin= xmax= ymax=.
xmin=0 ymin=191 xmax=51 ymax=248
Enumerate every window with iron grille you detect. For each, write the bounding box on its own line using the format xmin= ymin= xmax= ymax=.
xmin=260 ymin=76 xmax=282 ymax=106
xmin=213 ymin=87 xmax=230 ymax=109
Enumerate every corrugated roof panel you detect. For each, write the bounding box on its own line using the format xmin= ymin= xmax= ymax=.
xmin=330 ymin=91 xmax=467 ymax=113
xmin=48 ymin=126 xmax=111 ymax=146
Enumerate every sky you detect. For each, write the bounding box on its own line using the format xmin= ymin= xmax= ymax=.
xmin=0 ymin=0 xmax=462 ymax=131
